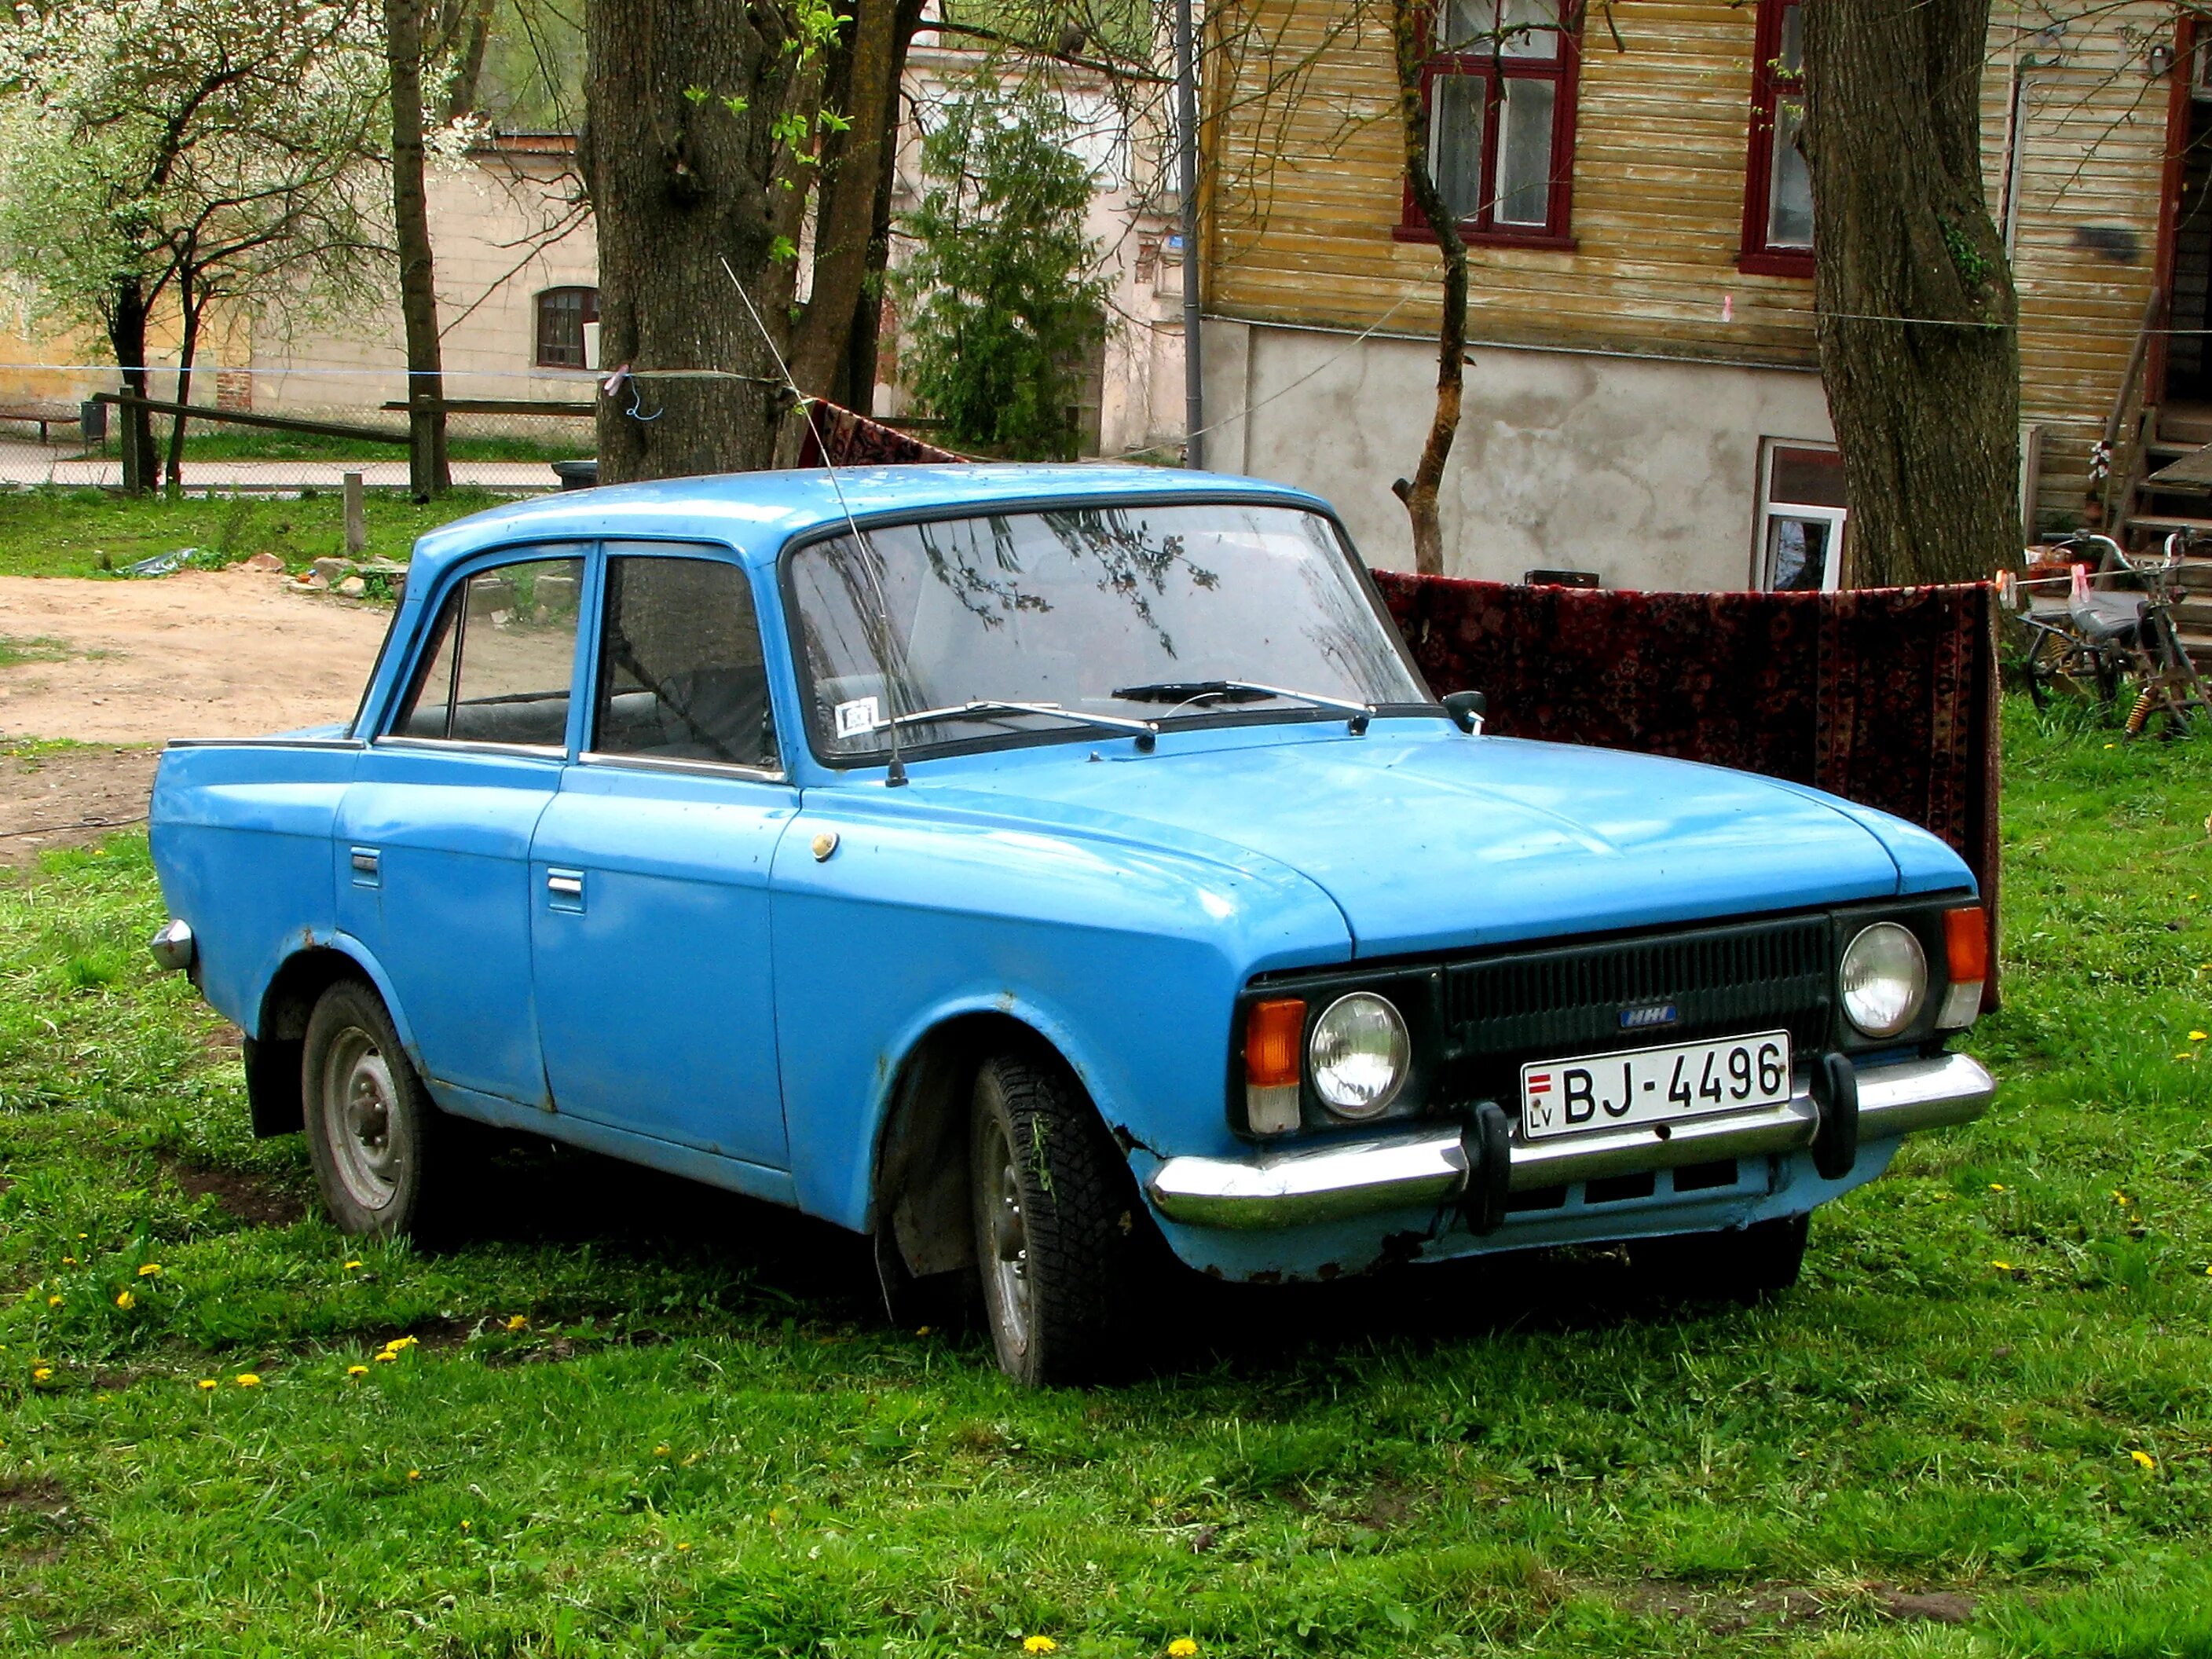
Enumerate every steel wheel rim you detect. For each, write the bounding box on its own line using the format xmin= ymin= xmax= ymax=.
xmin=979 ymin=1114 xmax=1034 ymax=1360
xmin=322 ymin=1025 xmax=403 ymax=1211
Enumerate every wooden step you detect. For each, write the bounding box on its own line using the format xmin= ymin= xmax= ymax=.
xmin=2121 ymin=514 xmax=2212 ymax=537
xmin=2162 ymin=408 xmax=2212 ymax=445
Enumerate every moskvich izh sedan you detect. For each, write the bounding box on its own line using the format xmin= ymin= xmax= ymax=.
xmin=148 ymin=466 xmax=1994 ymax=1384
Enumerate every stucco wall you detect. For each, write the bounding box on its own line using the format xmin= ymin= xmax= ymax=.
xmin=249 ymin=148 xmax=597 ymax=416
xmin=1201 ymin=317 xmax=1835 ymax=590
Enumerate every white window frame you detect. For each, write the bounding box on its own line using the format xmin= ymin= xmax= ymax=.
xmin=1755 ymin=440 xmax=1848 ymax=593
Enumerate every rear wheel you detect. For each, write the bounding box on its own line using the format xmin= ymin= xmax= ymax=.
xmin=302 ymin=979 xmax=467 ymax=1240
xmin=969 ymin=1049 xmax=1134 ymax=1386
xmin=1631 ymin=1213 xmax=1809 ymax=1303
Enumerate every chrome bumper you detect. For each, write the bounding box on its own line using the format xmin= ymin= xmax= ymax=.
xmin=1147 ymin=1052 xmax=1994 ymax=1231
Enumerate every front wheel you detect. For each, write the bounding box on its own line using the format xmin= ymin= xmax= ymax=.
xmin=302 ymin=978 xmax=467 ymax=1240
xmin=969 ymin=1049 xmax=1136 ymax=1386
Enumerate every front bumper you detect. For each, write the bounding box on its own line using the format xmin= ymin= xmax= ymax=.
xmin=1146 ymin=1051 xmax=1994 ymax=1231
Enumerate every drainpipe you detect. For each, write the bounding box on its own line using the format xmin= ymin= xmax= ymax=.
xmin=1176 ymin=0 xmax=1205 ymax=468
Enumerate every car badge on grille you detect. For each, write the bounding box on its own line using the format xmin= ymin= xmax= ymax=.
xmin=1619 ymin=1002 xmax=1681 ymax=1031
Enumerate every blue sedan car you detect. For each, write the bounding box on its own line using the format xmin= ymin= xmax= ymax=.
xmin=147 ymin=466 xmax=1994 ymax=1384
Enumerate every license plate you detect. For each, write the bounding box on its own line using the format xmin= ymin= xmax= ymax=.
xmin=1519 ymin=1031 xmax=1793 ymax=1141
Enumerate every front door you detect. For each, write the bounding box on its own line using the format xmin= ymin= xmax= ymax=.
xmin=529 ymin=546 xmax=797 ymax=1172
xmin=336 ymin=547 xmax=589 ymax=1107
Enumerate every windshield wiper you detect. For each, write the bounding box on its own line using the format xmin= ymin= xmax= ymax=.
xmin=1111 ymin=679 xmax=1373 ymax=734
xmin=865 ymin=699 xmax=1159 ymax=751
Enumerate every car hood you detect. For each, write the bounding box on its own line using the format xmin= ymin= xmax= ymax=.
xmin=903 ymin=725 xmax=1964 ymax=958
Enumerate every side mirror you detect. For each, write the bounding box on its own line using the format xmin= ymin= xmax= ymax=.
xmin=1442 ymin=689 xmax=1486 ymax=734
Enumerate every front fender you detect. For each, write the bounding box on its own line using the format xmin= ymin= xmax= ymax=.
xmin=771 ymin=789 xmax=1353 ymax=1230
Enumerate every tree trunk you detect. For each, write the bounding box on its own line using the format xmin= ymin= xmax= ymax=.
xmin=789 ymin=0 xmax=906 ymax=397
xmin=387 ymin=0 xmax=452 ymax=499
xmin=1388 ymin=0 xmax=1467 ymax=577
xmin=163 ymin=280 xmax=203 ymax=499
xmin=1801 ymin=0 xmax=2020 ymax=587
xmin=584 ymin=0 xmax=802 ymax=481
xmin=439 ymin=0 xmax=494 ymax=123
xmin=833 ymin=0 xmax=925 ymax=411
xmin=108 ymin=279 xmax=154 ymax=497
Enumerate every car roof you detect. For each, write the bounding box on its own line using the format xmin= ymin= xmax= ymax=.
xmin=405 ymin=464 xmax=1335 ymax=589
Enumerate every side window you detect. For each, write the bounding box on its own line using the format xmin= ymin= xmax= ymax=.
xmin=391 ymin=555 xmax=585 ymax=748
xmin=1741 ymin=0 xmax=1813 ymax=276
xmin=591 ymin=551 xmax=778 ymax=770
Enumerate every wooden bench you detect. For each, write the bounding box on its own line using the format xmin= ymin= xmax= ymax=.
xmin=0 ymin=401 xmax=83 ymax=442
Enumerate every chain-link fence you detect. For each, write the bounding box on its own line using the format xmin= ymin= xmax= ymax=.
xmin=0 ymin=368 xmax=592 ymax=494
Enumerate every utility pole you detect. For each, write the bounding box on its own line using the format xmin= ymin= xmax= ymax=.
xmin=1175 ymin=0 xmax=1204 ymax=469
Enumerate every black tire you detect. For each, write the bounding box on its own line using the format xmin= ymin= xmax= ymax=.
xmin=969 ymin=1048 xmax=1137 ymax=1386
xmin=301 ymin=978 xmax=468 ymax=1240
xmin=1630 ymin=1212 xmax=1809 ymax=1303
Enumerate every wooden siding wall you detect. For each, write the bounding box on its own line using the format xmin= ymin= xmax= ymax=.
xmin=1206 ymin=0 xmax=2179 ymax=526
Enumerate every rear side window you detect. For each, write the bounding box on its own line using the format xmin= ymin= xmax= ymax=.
xmin=591 ymin=551 xmax=778 ymax=770
xmin=391 ymin=553 xmax=586 ymax=749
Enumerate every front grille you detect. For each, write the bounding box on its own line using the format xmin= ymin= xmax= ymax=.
xmin=1445 ymin=915 xmax=1833 ymax=1061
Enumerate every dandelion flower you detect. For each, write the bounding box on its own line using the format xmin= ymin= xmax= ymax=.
xmin=47 ymin=1295 xmax=61 ymax=1308
xmin=1991 ymin=1260 xmax=2013 ymax=1271
xmin=2192 ymin=1031 xmax=2210 ymax=1043
xmin=676 ymin=1541 xmax=693 ymax=1551
xmin=2116 ymin=1192 xmax=2132 ymax=1205
xmin=504 ymin=1315 xmax=527 ymax=1332
xmin=347 ymin=1364 xmax=369 ymax=1377
xmin=235 ymin=1373 xmax=260 ymax=1388
xmin=2178 ymin=1053 xmax=2196 ymax=1062
xmin=196 ymin=1379 xmax=217 ymax=1390
xmin=114 ymin=1290 xmax=134 ymax=1310
xmin=61 ymin=1256 xmax=76 ymax=1266
xmin=1169 ymin=1641 xmax=1200 ymax=1657
xmin=654 ymin=1444 xmax=671 ymax=1457
xmin=1024 ymin=1639 xmax=1059 ymax=1655
xmin=343 ymin=1260 xmax=362 ymax=1271
xmin=137 ymin=1263 xmax=162 ymax=1278
xmin=460 ymin=1520 xmax=470 ymax=1531
xmin=31 ymin=1367 xmax=53 ymax=1382
xmin=407 ymin=1469 xmax=421 ymax=1480
xmin=916 ymin=1325 xmax=932 ymax=1337
xmin=2133 ymin=1449 xmax=2158 ymax=1469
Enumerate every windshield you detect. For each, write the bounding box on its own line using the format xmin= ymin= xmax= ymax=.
xmin=786 ymin=502 xmax=1430 ymax=760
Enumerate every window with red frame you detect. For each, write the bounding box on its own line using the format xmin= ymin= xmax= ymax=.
xmin=1741 ymin=0 xmax=1813 ymax=274
xmin=1399 ymin=0 xmax=1580 ymax=247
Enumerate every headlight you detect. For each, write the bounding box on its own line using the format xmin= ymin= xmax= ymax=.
xmin=1840 ymin=922 xmax=1927 ymax=1038
xmin=1309 ymin=991 xmax=1410 ymax=1118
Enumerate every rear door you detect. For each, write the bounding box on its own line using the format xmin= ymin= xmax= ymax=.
xmin=335 ymin=547 xmax=588 ymax=1108
xmin=528 ymin=545 xmax=797 ymax=1175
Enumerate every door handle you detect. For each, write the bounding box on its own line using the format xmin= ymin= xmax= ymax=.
xmin=546 ymin=870 xmax=584 ymax=900
xmin=349 ymin=846 xmax=379 ymax=886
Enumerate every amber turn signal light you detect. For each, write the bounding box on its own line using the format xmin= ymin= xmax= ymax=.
xmin=1937 ymin=905 xmax=1988 ymax=1030
xmin=1244 ymin=998 xmax=1306 ymax=1135
xmin=1245 ymin=998 xmax=1306 ymax=1087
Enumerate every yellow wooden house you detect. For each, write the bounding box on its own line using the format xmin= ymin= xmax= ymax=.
xmin=1196 ymin=0 xmax=2186 ymax=588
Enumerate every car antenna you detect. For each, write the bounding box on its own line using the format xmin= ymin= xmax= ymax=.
xmin=721 ymin=256 xmax=908 ymax=788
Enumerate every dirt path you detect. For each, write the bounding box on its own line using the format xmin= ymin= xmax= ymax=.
xmin=0 ymin=569 xmax=389 ymax=866
xmin=0 ymin=745 xmax=159 ymax=869
xmin=0 ymin=569 xmax=389 ymax=745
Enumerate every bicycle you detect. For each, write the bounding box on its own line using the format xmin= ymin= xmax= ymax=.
xmin=2006 ymin=532 xmax=2126 ymax=709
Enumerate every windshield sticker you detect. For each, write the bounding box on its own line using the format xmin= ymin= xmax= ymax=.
xmin=834 ymin=696 xmax=881 ymax=739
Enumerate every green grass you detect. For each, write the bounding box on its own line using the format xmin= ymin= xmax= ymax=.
xmin=0 ymin=487 xmax=512 ymax=580
xmin=2 ymin=702 xmax=2210 ymax=1655
xmin=0 ymin=635 xmax=71 ymax=668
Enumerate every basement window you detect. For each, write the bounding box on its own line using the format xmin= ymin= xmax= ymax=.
xmin=1757 ymin=441 xmax=1848 ymax=592
xmin=1397 ymin=0 xmax=1581 ymax=249
xmin=1741 ymin=0 xmax=1815 ymax=276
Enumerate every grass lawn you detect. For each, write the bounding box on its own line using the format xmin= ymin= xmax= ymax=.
xmin=0 ymin=487 xmax=511 ymax=580
xmin=2 ymin=705 xmax=2210 ymax=1656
